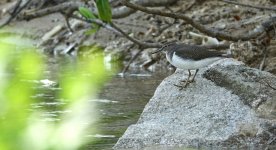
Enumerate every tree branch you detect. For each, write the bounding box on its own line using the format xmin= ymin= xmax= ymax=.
xmin=74 ymin=16 xmax=230 ymax=50
xmin=119 ymin=0 xmax=272 ymax=42
xmin=109 ymin=22 xmax=162 ymax=49
xmin=0 ymin=0 xmax=32 ymax=28
xmin=18 ymin=1 xmax=84 ymax=20
xmin=73 ymin=16 xmax=162 ymax=49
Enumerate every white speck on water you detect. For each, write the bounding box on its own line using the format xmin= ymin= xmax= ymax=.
xmin=87 ymin=134 xmax=116 ymax=138
xmin=40 ymin=79 xmax=57 ymax=87
xmin=89 ymin=99 xmax=118 ymax=103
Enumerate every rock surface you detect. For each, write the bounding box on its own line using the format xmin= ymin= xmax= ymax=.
xmin=114 ymin=59 xmax=276 ymax=150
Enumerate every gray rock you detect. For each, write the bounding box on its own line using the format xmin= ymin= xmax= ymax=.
xmin=114 ymin=59 xmax=276 ymax=150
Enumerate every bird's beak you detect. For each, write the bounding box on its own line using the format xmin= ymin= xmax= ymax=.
xmin=151 ymin=47 xmax=165 ymax=54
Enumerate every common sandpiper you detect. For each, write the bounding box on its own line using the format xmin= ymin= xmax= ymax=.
xmin=152 ymin=42 xmax=231 ymax=89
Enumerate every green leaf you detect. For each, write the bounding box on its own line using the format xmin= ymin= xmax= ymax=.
xmin=78 ymin=7 xmax=96 ymax=19
xmin=95 ymin=0 xmax=112 ymax=23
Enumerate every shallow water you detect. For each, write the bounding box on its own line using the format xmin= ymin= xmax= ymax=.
xmin=30 ymin=56 xmax=171 ymax=150
xmin=85 ymin=73 xmax=168 ymax=149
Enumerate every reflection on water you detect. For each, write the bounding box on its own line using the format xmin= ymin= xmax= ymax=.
xmin=30 ymin=56 xmax=171 ymax=149
xmin=87 ymin=73 xmax=169 ymax=150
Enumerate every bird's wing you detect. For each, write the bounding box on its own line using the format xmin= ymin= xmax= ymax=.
xmin=174 ymin=44 xmax=226 ymax=60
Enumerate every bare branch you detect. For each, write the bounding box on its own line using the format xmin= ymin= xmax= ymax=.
xmin=109 ymin=22 xmax=162 ymax=49
xmin=72 ymin=15 xmax=161 ymax=48
xmin=0 ymin=0 xmax=32 ymax=28
xmin=18 ymin=1 xmax=84 ymax=20
xmin=72 ymin=15 xmax=122 ymax=35
xmin=119 ymin=0 xmax=271 ymax=42
xmin=122 ymin=47 xmax=142 ymax=75
xmin=19 ymin=0 xmax=178 ymax=21
xmin=112 ymin=0 xmax=178 ymax=18
xmin=75 ymin=15 xmax=230 ymax=50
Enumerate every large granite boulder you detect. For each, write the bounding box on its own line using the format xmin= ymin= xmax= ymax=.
xmin=114 ymin=59 xmax=276 ymax=150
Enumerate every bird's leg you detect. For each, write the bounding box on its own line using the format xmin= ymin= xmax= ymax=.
xmin=174 ymin=69 xmax=199 ymax=89
xmin=190 ymin=69 xmax=199 ymax=83
xmin=181 ymin=70 xmax=193 ymax=89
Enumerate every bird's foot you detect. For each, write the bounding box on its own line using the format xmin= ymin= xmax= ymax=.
xmin=180 ymin=79 xmax=188 ymax=82
xmin=174 ymin=80 xmax=192 ymax=90
xmin=180 ymin=79 xmax=196 ymax=83
xmin=174 ymin=84 xmax=186 ymax=90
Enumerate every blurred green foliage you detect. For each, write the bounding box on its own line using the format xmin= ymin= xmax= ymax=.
xmin=78 ymin=0 xmax=112 ymax=34
xmin=0 ymin=30 xmax=114 ymax=150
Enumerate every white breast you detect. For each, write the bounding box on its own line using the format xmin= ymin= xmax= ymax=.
xmin=167 ymin=52 xmax=223 ymax=70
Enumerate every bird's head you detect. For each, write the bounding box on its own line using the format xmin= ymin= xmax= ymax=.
xmin=151 ymin=42 xmax=177 ymax=54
